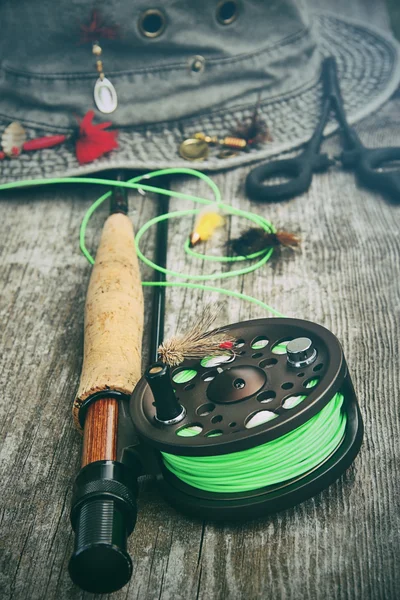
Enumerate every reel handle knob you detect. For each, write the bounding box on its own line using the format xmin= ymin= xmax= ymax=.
xmin=146 ymin=362 xmax=186 ymax=424
xmin=286 ymin=337 xmax=317 ymax=368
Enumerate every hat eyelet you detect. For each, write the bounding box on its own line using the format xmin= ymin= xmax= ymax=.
xmin=139 ymin=8 xmax=166 ymax=38
xmin=216 ymin=0 xmax=239 ymax=25
xmin=188 ymin=55 xmax=206 ymax=75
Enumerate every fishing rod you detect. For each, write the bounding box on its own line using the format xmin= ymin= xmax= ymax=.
xmin=61 ymin=168 xmax=363 ymax=594
xmin=68 ymin=174 xmax=170 ymax=594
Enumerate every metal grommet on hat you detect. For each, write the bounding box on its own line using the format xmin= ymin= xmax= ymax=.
xmin=138 ymin=8 xmax=166 ymax=38
xmin=188 ymin=55 xmax=206 ymax=74
xmin=216 ymin=0 xmax=239 ymax=25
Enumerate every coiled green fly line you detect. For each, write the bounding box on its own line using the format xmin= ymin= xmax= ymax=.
xmin=163 ymin=393 xmax=346 ymax=493
xmin=0 ymin=168 xmax=347 ymax=495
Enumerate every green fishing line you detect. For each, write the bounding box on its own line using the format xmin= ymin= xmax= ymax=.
xmin=0 ymin=170 xmax=282 ymax=317
xmin=163 ymin=393 xmax=346 ymax=493
xmin=0 ymin=168 xmax=346 ymax=494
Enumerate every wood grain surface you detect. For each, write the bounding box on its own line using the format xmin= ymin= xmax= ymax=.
xmin=1 ymin=2 xmax=400 ymax=600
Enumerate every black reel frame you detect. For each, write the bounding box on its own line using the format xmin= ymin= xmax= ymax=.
xmin=128 ymin=318 xmax=364 ymax=520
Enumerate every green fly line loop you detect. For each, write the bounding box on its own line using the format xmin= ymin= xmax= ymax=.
xmin=79 ymin=168 xmax=276 ymax=282
xmin=0 ymin=168 xmax=282 ymax=317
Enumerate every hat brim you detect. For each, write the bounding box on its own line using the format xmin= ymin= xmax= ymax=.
xmin=1 ymin=11 xmax=400 ymax=184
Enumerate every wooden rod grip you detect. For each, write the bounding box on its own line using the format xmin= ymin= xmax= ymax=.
xmin=73 ymin=213 xmax=144 ymax=429
xmin=81 ymin=398 xmax=118 ymax=467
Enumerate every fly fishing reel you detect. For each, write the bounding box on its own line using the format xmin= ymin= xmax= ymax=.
xmin=130 ymin=318 xmax=363 ymax=519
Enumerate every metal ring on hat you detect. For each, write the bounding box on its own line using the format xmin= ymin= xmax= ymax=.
xmin=216 ymin=0 xmax=239 ymax=25
xmin=188 ymin=55 xmax=206 ymax=74
xmin=139 ymin=8 xmax=166 ymax=38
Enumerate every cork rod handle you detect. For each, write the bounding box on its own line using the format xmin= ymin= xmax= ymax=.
xmin=73 ymin=212 xmax=144 ymax=439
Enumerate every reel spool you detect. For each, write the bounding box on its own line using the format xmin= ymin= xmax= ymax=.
xmin=130 ymin=318 xmax=363 ymax=520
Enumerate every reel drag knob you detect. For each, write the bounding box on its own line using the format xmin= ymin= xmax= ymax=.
xmin=146 ymin=362 xmax=186 ymax=424
xmin=286 ymin=337 xmax=317 ymax=368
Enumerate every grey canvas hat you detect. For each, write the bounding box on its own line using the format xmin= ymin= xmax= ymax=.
xmin=0 ymin=0 xmax=400 ymax=183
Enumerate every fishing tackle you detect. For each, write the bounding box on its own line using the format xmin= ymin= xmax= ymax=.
xmin=79 ymin=9 xmax=120 ymax=44
xmin=0 ymin=111 xmax=118 ymax=164
xmin=157 ymin=306 xmax=233 ymax=366
xmin=189 ymin=208 xmax=225 ymax=247
xmin=0 ymin=168 xmax=363 ymax=594
xmin=149 ymin=178 xmax=170 ymax=363
xmin=68 ymin=178 xmax=144 ymax=596
xmin=228 ymin=227 xmax=300 ymax=256
xmin=69 ymin=314 xmax=363 ymax=594
xmin=195 ymin=132 xmax=249 ymax=150
xmin=245 ymin=57 xmax=400 ymax=202
xmin=68 ymin=172 xmax=176 ymax=595
xmin=92 ymin=41 xmax=118 ymax=114
xmin=231 ymin=93 xmax=273 ymax=145
xmin=179 ymin=132 xmax=251 ymax=162
xmin=179 ymin=137 xmax=209 ymax=161
xmin=131 ymin=318 xmax=363 ymax=519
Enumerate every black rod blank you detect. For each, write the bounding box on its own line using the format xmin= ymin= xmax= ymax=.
xmin=149 ymin=177 xmax=170 ymax=364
